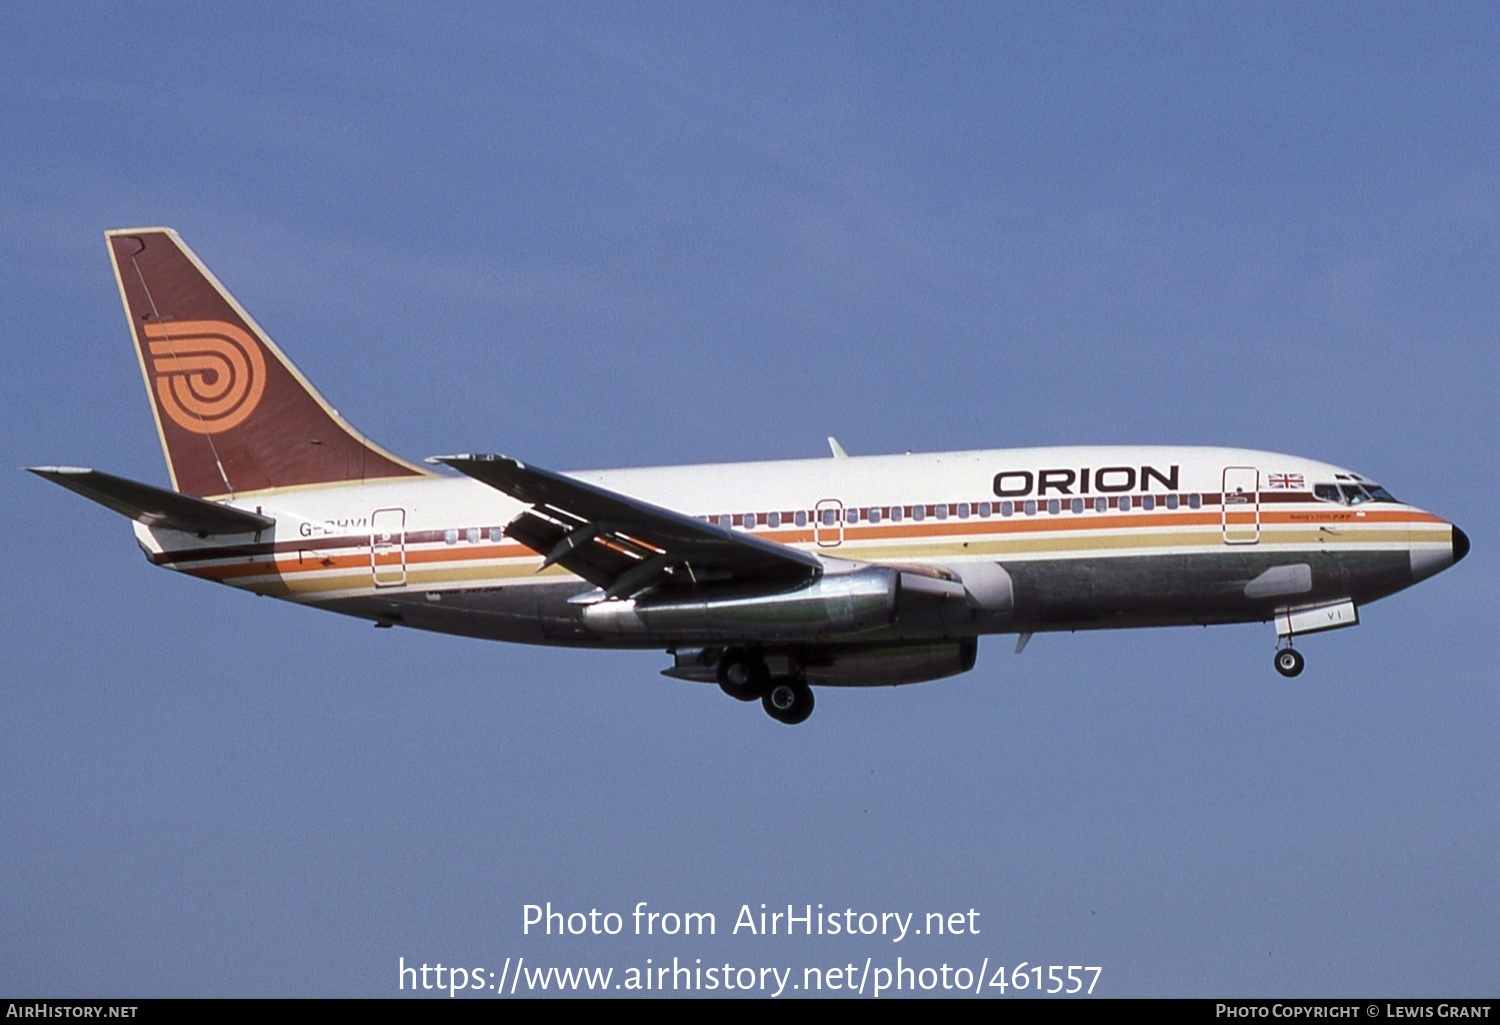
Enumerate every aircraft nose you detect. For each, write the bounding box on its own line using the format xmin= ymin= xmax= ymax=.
xmin=1452 ymin=525 xmax=1470 ymax=564
xmin=1412 ymin=522 xmax=1468 ymax=582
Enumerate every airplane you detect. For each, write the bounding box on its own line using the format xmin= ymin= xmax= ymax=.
xmin=30 ymin=228 xmax=1469 ymax=725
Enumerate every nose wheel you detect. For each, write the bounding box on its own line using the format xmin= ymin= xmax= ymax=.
xmin=1274 ymin=647 xmax=1305 ymax=678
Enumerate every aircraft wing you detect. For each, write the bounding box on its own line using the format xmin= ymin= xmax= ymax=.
xmin=431 ymin=453 xmax=822 ymax=597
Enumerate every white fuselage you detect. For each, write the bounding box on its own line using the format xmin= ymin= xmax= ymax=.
xmin=133 ymin=445 xmax=1458 ymax=658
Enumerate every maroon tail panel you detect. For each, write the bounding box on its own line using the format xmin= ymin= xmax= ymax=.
xmin=107 ymin=229 xmax=429 ymax=497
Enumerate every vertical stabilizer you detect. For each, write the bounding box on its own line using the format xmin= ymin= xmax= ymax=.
xmin=106 ymin=228 xmax=430 ymax=498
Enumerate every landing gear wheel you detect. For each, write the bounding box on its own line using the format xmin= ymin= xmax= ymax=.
xmin=1274 ymin=647 xmax=1305 ymax=678
xmin=761 ymin=676 xmax=815 ymax=725
xmin=717 ymin=650 xmax=769 ymax=701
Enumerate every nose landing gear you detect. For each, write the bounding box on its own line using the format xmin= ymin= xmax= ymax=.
xmin=1269 ymin=598 xmax=1360 ymax=678
xmin=1274 ymin=646 xmax=1305 ymax=678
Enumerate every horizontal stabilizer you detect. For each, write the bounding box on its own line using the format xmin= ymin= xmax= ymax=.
xmin=28 ymin=466 xmax=274 ymax=536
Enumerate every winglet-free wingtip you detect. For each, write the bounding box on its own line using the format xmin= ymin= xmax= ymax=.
xmin=427 ymin=453 xmax=523 ymax=469
xmin=26 ymin=465 xmax=94 ymax=477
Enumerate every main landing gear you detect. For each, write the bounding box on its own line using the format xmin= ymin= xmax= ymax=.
xmin=716 ymin=650 xmax=769 ymax=702
xmin=716 ymin=649 xmax=816 ymax=725
xmin=1273 ymin=645 xmax=1305 ymax=678
xmin=762 ymin=677 xmax=815 ymax=726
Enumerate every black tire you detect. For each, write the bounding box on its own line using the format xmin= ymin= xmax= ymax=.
xmin=761 ymin=677 xmax=815 ymax=725
xmin=717 ymin=650 xmax=769 ymax=701
xmin=1274 ymin=648 xmax=1305 ymax=678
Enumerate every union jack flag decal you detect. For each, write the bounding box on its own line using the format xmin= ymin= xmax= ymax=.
xmin=1268 ymin=473 xmax=1304 ymax=489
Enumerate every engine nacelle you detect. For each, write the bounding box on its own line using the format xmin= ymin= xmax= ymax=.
xmin=801 ymin=638 xmax=979 ymax=688
xmin=664 ymin=638 xmax=980 ymax=688
xmin=582 ymin=565 xmax=899 ymax=641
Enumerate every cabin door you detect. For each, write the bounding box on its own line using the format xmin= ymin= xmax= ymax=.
xmin=1220 ymin=467 xmax=1261 ymax=545
xmin=371 ymin=507 xmax=408 ymax=586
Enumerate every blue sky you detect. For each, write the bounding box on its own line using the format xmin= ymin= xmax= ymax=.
xmin=1 ymin=2 xmax=1494 ymax=997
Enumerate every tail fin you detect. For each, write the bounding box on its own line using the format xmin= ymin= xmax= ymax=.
xmin=106 ymin=228 xmax=430 ymax=498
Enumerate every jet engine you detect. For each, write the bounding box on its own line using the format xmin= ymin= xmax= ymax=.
xmin=581 ymin=565 xmax=899 ymax=641
xmin=664 ymin=637 xmax=980 ymax=688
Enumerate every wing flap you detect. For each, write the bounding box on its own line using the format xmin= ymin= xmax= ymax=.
xmin=503 ymin=507 xmax=639 ymax=589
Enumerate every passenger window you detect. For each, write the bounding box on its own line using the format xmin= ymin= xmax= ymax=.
xmin=466 ymin=527 xmax=480 ymax=544
xmin=794 ymin=510 xmax=807 ymax=528
xmin=1119 ymin=495 xmax=1132 ymax=512
xmin=444 ymin=528 xmax=458 ymax=545
xmin=743 ymin=513 xmax=757 ymax=529
xmin=719 ymin=513 xmax=733 ymax=529
xmin=1094 ymin=497 xmax=1107 ymax=513
xmin=1024 ymin=500 xmax=1037 ymax=516
xmin=1165 ymin=494 xmax=1179 ymax=510
xmin=1001 ymin=501 xmax=1013 ymax=517
xmin=1071 ymin=498 xmax=1084 ymax=514
xmin=891 ymin=506 xmax=903 ymax=522
xmin=957 ymin=503 xmax=970 ymax=519
xmin=979 ymin=502 xmax=992 ymax=518
xmin=847 ymin=508 xmax=860 ymax=525
xmin=912 ymin=505 xmax=925 ymax=522
xmin=868 ymin=507 xmax=881 ymax=524
xmin=935 ymin=504 xmax=948 ymax=520
xmin=489 ymin=526 xmax=504 ymax=542
xmin=1047 ymin=498 xmax=1060 ymax=515
xmin=768 ymin=511 xmax=781 ymax=529
xmin=1142 ymin=494 xmax=1155 ymax=511
xmin=1189 ymin=493 xmax=1202 ymax=509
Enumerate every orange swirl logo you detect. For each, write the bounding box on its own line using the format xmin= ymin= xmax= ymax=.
xmin=144 ymin=320 xmax=267 ymax=435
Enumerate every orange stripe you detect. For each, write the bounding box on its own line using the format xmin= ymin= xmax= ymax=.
xmin=174 ymin=510 xmax=1444 ymax=572
xmin=177 ymin=521 xmax=1438 ymax=587
xmin=740 ymin=508 xmax=1440 ymax=543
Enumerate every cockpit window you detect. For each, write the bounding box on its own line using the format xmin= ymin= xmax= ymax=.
xmin=1316 ymin=482 xmax=1400 ymax=505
